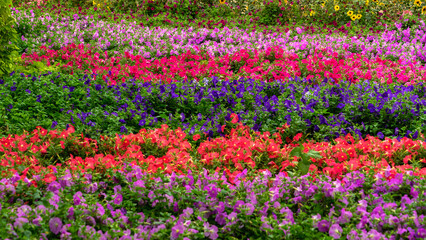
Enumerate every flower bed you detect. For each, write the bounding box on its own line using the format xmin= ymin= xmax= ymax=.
xmin=1 ymin=162 xmax=425 ymax=239
xmin=20 ymin=44 xmax=426 ymax=84
xmin=2 ymin=71 xmax=426 ymax=141
xmin=2 ymin=1 xmax=426 ymax=239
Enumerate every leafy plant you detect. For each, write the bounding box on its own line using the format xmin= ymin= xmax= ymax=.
xmin=0 ymin=0 xmax=19 ymax=76
xmin=288 ymin=144 xmax=322 ymax=176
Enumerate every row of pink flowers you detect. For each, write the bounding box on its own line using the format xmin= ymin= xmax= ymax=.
xmin=21 ymin=43 xmax=426 ymax=85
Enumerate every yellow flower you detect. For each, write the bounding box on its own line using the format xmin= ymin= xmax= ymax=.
xmin=93 ymin=0 xmax=95 ymax=5
xmin=423 ymin=6 xmax=426 ymax=14
xmin=334 ymin=4 xmax=340 ymax=10
xmin=357 ymin=13 xmax=362 ymax=19
xmin=351 ymin=14 xmax=357 ymax=20
xmin=310 ymin=10 xmax=316 ymax=16
xmin=97 ymin=3 xmax=100 ymax=7
xmin=347 ymin=10 xmax=353 ymax=15
xmin=414 ymin=0 xmax=422 ymax=6
xmin=219 ymin=0 xmax=226 ymax=4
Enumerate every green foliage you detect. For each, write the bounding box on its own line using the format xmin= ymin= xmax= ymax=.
xmin=167 ymin=0 xmax=199 ymax=19
xmin=0 ymin=0 xmax=19 ymax=76
xmin=288 ymin=144 xmax=322 ymax=176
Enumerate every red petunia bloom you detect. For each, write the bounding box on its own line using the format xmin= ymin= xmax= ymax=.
xmin=230 ymin=113 xmax=239 ymax=124
xmin=44 ymin=173 xmax=56 ymax=183
xmin=193 ymin=134 xmax=201 ymax=141
xmin=17 ymin=141 xmax=29 ymax=152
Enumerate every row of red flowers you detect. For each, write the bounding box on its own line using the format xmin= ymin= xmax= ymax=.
xmin=21 ymin=43 xmax=426 ymax=85
xmin=1 ymin=114 xmax=426 ymax=187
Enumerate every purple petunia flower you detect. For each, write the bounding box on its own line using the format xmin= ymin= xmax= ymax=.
xmin=85 ymin=216 xmax=96 ymax=227
xmin=337 ymin=208 xmax=353 ymax=224
xmin=49 ymin=217 xmax=63 ymax=235
xmin=170 ymin=223 xmax=185 ymax=240
xmin=73 ymin=191 xmax=86 ymax=205
xmin=182 ymin=207 xmax=193 ymax=218
xmin=96 ymin=203 xmax=105 ymax=216
xmin=347 ymin=229 xmax=359 ymax=240
xmin=113 ymin=194 xmax=123 ymax=205
xmin=14 ymin=217 xmax=29 ymax=229
xmin=317 ymin=220 xmax=330 ymax=233
xmin=204 ymin=222 xmax=219 ymax=240
xmin=244 ymin=203 xmax=255 ymax=216
xmin=329 ymin=223 xmax=343 ymax=239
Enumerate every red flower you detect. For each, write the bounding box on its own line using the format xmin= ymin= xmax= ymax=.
xmin=44 ymin=173 xmax=56 ymax=183
xmin=193 ymin=134 xmax=201 ymax=141
xmin=37 ymin=127 xmax=48 ymax=136
xmin=17 ymin=141 xmax=29 ymax=152
xmin=230 ymin=113 xmax=239 ymax=124
xmin=293 ymin=133 xmax=303 ymax=142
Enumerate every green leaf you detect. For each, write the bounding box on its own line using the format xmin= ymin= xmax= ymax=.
xmin=289 ymin=146 xmax=302 ymax=158
xmin=299 ymin=162 xmax=310 ymax=175
xmin=306 ymin=150 xmax=322 ymax=159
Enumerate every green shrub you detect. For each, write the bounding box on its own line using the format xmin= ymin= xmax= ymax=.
xmin=0 ymin=0 xmax=19 ymax=76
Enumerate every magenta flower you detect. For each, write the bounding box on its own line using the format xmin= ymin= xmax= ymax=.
xmin=171 ymin=223 xmax=185 ymax=240
xmin=96 ymin=202 xmax=105 ymax=216
xmin=204 ymin=222 xmax=219 ymax=240
xmin=337 ymin=208 xmax=353 ymax=224
xmin=49 ymin=217 xmax=63 ymax=235
xmin=317 ymin=220 xmax=330 ymax=233
xmin=14 ymin=217 xmax=29 ymax=229
xmin=329 ymin=223 xmax=343 ymax=239
xmin=113 ymin=194 xmax=123 ymax=205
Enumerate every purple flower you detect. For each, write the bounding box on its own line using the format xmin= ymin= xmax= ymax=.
xmin=14 ymin=217 xmax=29 ymax=228
xmin=329 ymin=223 xmax=342 ymax=239
xmin=362 ymin=229 xmax=383 ymax=239
xmin=32 ymin=216 xmax=42 ymax=226
xmin=243 ymin=203 xmax=255 ymax=215
xmin=347 ymin=230 xmax=359 ymax=240
xmin=73 ymin=191 xmax=85 ymax=205
xmin=16 ymin=205 xmax=32 ymax=217
xmin=85 ymin=216 xmax=96 ymax=226
xmin=171 ymin=223 xmax=185 ymax=240
xmin=417 ymin=228 xmax=426 ymax=238
xmin=317 ymin=220 xmax=330 ymax=233
xmin=47 ymin=181 xmax=62 ymax=194
xmin=113 ymin=194 xmax=123 ymax=205
xmin=51 ymin=120 xmax=58 ymax=129
xmin=49 ymin=217 xmax=63 ymax=235
xmin=337 ymin=208 xmax=353 ymax=224
xmin=96 ymin=203 xmax=105 ymax=216
xmin=204 ymin=222 xmax=219 ymax=240
xmin=182 ymin=207 xmax=193 ymax=218
xmin=120 ymin=126 xmax=128 ymax=133
xmin=67 ymin=207 xmax=75 ymax=220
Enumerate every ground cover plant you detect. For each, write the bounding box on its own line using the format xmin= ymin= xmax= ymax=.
xmin=1 ymin=0 xmax=426 ymax=238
